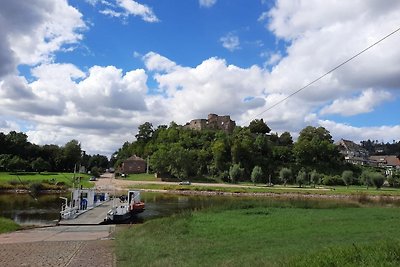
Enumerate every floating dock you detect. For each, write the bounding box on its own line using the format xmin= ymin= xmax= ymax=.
xmin=59 ymin=200 xmax=113 ymax=225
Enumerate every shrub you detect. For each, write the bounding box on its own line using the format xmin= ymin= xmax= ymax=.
xmin=296 ymin=170 xmax=307 ymax=188
xmin=371 ymin=173 xmax=385 ymax=189
xmin=310 ymin=170 xmax=322 ymax=187
xmin=229 ymin=164 xmax=244 ymax=183
xmin=360 ymin=170 xmax=373 ymax=189
xmin=342 ymin=170 xmax=353 ymax=188
xmin=279 ymin=168 xmax=292 ymax=186
xmin=322 ymin=175 xmax=345 ymax=186
xmin=251 ymin=166 xmax=263 ymax=184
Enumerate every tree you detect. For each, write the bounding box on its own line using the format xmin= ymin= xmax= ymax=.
xmin=310 ymin=170 xmax=321 ymax=188
xmin=7 ymin=156 xmax=29 ymax=172
xmin=360 ymin=170 xmax=372 ymax=189
xmin=229 ymin=164 xmax=244 ymax=183
xmin=31 ymin=157 xmax=51 ymax=173
xmin=251 ymin=166 xmax=263 ymax=185
xmin=296 ymin=170 xmax=307 ymax=188
xmin=279 ymin=132 xmax=293 ymax=146
xmin=135 ymin=122 xmax=154 ymax=142
xmin=372 ymin=173 xmax=385 ymax=189
xmin=293 ymin=126 xmax=342 ymax=173
xmin=249 ymin=119 xmax=271 ymax=135
xmin=342 ymin=170 xmax=353 ymax=188
xmin=279 ymin=168 xmax=292 ymax=186
xmin=91 ymin=166 xmax=100 ymax=178
xmin=63 ymin=140 xmax=82 ymax=171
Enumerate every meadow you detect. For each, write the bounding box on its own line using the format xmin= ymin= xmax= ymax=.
xmin=116 ymin=199 xmax=400 ymax=266
xmin=0 ymin=172 xmax=93 ymax=191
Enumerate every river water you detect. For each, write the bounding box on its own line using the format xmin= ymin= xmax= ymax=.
xmin=1 ymin=192 xmax=399 ymax=226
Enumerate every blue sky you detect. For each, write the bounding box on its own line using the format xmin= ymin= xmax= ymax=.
xmin=1 ymin=0 xmax=400 ymax=156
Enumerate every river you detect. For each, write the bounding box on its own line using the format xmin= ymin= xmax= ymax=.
xmin=1 ymin=191 xmax=400 ymax=226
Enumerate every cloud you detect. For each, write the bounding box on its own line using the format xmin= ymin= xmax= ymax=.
xmin=97 ymin=0 xmax=159 ymax=23
xmin=0 ymin=0 xmax=86 ymax=77
xmin=320 ymin=89 xmax=392 ymax=116
xmin=220 ymin=33 xmax=240 ymax=52
xmin=199 ymin=0 xmax=217 ymax=8
xmin=143 ymin=53 xmax=268 ymax=125
xmin=143 ymin=52 xmax=177 ymax=72
xmin=319 ymin=120 xmax=400 ymax=144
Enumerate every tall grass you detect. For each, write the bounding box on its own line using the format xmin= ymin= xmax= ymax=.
xmin=116 ymin=201 xmax=400 ymax=266
xmin=284 ymin=240 xmax=400 ymax=266
xmin=0 ymin=217 xmax=20 ymax=233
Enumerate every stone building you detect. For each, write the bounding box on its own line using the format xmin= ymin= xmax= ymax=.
xmin=184 ymin=113 xmax=236 ymax=133
xmin=121 ymin=155 xmax=146 ymax=174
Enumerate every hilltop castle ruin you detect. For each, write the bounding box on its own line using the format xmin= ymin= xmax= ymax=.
xmin=184 ymin=114 xmax=236 ymax=133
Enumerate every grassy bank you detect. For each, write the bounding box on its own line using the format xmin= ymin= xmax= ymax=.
xmin=129 ymin=182 xmax=400 ymax=197
xmin=0 ymin=217 xmax=20 ymax=233
xmin=116 ymin=201 xmax=400 ymax=266
xmin=0 ymin=172 xmax=93 ymax=191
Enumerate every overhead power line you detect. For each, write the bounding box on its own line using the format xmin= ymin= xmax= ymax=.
xmin=249 ymin=25 xmax=400 ymax=122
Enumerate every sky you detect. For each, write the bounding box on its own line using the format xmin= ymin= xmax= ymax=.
xmin=0 ymin=0 xmax=400 ymax=157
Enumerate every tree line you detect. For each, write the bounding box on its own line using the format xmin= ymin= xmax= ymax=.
xmin=112 ymin=120 xmax=383 ymax=186
xmin=0 ymin=131 xmax=109 ymax=173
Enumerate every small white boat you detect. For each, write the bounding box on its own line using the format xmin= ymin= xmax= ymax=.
xmin=106 ymin=190 xmax=145 ymax=222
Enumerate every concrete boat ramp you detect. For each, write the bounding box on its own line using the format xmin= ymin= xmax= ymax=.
xmin=59 ymin=200 xmax=114 ymax=225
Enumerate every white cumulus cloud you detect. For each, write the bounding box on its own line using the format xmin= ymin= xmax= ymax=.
xmin=320 ymin=89 xmax=392 ymax=116
xmin=220 ymin=33 xmax=240 ymax=52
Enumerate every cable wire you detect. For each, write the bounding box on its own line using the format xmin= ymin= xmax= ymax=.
xmin=249 ymin=26 xmax=400 ymax=122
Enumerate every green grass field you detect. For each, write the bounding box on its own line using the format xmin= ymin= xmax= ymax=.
xmin=116 ymin=201 xmax=400 ymax=266
xmin=0 ymin=217 xmax=20 ymax=233
xmin=0 ymin=172 xmax=94 ymax=190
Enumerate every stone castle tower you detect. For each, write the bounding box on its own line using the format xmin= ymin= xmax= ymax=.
xmin=184 ymin=114 xmax=236 ymax=133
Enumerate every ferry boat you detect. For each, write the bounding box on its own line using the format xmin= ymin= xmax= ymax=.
xmin=106 ymin=190 xmax=145 ymax=222
xmin=60 ymin=188 xmax=109 ymax=220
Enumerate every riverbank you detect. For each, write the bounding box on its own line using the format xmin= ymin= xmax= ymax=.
xmin=116 ymin=200 xmax=400 ymax=266
xmin=0 ymin=217 xmax=20 ymax=233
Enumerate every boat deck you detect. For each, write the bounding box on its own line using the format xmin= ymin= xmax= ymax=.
xmin=59 ymin=200 xmax=114 ymax=225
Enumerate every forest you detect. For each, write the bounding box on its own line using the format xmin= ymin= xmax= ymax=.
xmin=113 ymin=120 xmax=366 ymax=185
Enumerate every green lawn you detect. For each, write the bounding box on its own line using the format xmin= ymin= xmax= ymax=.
xmin=0 ymin=217 xmax=20 ymax=233
xmin=0 ymin=172 xmax=94 ymax=190
xmin=116 ymin=202 xmax=400 ymax=266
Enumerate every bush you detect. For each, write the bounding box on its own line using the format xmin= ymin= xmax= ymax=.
xmin=341 ymin=170 xmax=353 ymax=188
xmin=310 ymin=170 xmax=322 ymax=187
xmin=279 ymin=168 xmax=292 ymax=186
xmin=296 ymin=170 xmax=307 ymax=188
xmin=229 ymin=164 xmax=244 ymax=183
xmin=371 ymin=173 xmax=385 ymax=189
xmin=251 ymin=166 xmax=263 ymax=184
xmin=322 ymin=175 xmax=345 ymax=186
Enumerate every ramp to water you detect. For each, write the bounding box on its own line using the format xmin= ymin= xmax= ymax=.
xmin=59 ymin=200 xmax=114 ymax=225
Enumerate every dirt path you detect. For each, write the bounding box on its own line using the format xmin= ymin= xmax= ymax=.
xmin=0 ymin=225 xmax=116 ymax=267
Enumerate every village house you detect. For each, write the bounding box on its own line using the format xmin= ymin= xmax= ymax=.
xmin=336 ymin=139 xmax=369 ymax=165
xmin=369 ymin=155 xmax=400 ymax=176
xmin=121 ymin=155 xmax=146 ymax=174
